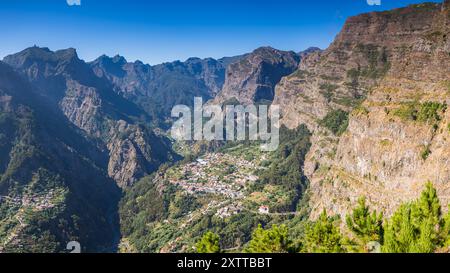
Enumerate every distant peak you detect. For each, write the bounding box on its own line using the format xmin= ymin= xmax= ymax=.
xmin=304 ymin=46 xmax=322 ymax=52
xmin=29 ymin=45 xmax=51 ymax=52
xmin=3 ymin=46 xmax=56 ymax=67
xmin=185 ymin=57 xmax=202 ymax=62
xmin=299 ymin=47 xmax=322 ymax=55
xmin=253 ymin=46 xmax=276 ymax=53
xmin=93 ymin=54 xmax=127 ymax=66
xmin=252 ymin=46 xmax=298 ymax=57
xmin=21 ymin=46 xmax=53 ymax=55
xmin=112 ymin=55 xmax=127 ymax=64
xmin=54 ymin=48 xmax=79 ymax=61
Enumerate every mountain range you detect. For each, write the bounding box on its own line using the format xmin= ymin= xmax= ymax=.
xmin=0 ymin=0 xmax=449 ymax=252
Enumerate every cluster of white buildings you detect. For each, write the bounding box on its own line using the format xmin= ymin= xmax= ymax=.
xmin=22 ymin=194 xmax=56 ymax=211
xmin=0 ymin=191 xmax=56 ymax=211
xmin=215 ymin=203 xmax=243 ymax=219
xmin=166 ymin=152 xmax=272 ymax=220
xmin=177 ymin=181 xmax=244 ymax=199
xmin=168 ymin=153 xmax=260 ymax=199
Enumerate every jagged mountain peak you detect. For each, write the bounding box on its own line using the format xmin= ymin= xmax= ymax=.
xmin=54 ymin=47 xmax=79 ymax=60
xmin=89 ymin=52 xmax=229 ymax=121
xmin=93 ymin=54 xmax=127 ymax=65
xmin=112 ymin=54 xmax=127 ymax=64
xmin=253 ymin=45 xmax=276 ymax=53
xmin=185 ymin=56 xmax=203 ymax=62
xmin=3 ymin=46 xmax=80 ymax=68
xmin=3 ymin=46 xmax=90 ymax=85
xmin=251 ymin=46 xmax=300 ymax=62
xmin=299 ymin=47 xmax=322 ymax=55
xmin=215 ymin=46 xmax=301 ymax=104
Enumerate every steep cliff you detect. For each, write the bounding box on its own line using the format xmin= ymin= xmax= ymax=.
xmin=275 ymin=1 xmax=450 ymax=219
xmin=0 ymin=62 xmax=121 ymax=252
xmin=3 ymin=47 xmax=177 ymax=188
xmin=215 ymin=47 xmax=301 ymax=104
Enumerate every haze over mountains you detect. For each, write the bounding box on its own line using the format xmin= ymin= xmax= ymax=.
xmin=0 ymin=0 xmax=449 ymax=253
xmin=0 ymin=41 xmax=315 ymax=251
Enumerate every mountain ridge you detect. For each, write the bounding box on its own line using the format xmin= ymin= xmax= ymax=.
xmin=0 ymin=61 xmax=121 ymax=252
xmin=3 ymin=46 xmax=178 ymax=188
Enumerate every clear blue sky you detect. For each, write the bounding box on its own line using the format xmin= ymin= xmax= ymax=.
xmin=0 ymin=0 xmax=441 ymax=64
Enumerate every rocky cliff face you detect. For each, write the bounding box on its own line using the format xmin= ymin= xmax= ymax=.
xmin=0 ymin=61 xmax=121 ymax=252
xmin=273 ymin=1 xmax=450 ymax=219
xmin=3 ymin=47 xmax=177 ymax=188
xmin=216 ymin=47 xmax=301 ymax=104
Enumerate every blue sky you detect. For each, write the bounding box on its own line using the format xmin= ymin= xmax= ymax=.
xmin=0 ymin=0 xmax=442 ymax=64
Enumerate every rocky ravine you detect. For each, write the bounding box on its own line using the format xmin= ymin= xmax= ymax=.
xmin=215 ymin=47 xmax=304 ymax=105
xmin=3 ymin=47 xmax=177 ymax=188
xmin=90 ymin=54 xmax=238 ymax=128
xmin=273 ymin=1 xmax=450 ymax=219
xmin=0 ymin=61 xmax=121 ymax=252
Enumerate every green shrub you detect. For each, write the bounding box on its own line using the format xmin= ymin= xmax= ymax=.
xmin=353 ymin=105 xmax=369 ymax=116
xmin=421 ymin=145 xmax=432 ymax=160
xmin=393 ymin=101 xmax=446 ymax=123
xmin=245 ymin=225 xmax=293 ymax=253
xmin=417 ymin=102 xmax=447 ymax=123
xmin=393 ymin=102 xmax=419 ymax=121
xmin=196 ymin=232 xmax=221 ymax=253
xmin=303 ymin=210 xmax=344 ymax=253
xmin=320 ymin=110 xmax=350 ymax=136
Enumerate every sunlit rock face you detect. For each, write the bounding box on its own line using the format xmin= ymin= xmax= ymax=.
xmin=4 ymin=47 xmax=177 ymax=188
xmin=278 ymin=2 xmax=450 ymax=219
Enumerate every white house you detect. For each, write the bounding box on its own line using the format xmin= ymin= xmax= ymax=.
xmin=258 ymin=206 xmax=270 ymax=214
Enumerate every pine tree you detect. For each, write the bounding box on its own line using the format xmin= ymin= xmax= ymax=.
xmin=303 ymin=210 xmax=344 ymax=253
xmin=346 ymin=197 xmax=383 ymax=251
xmin=382 ymin=182 xmax=442 ymax=253
xmin=414 ymin=182 xmax=441 ymax=226
xmin=196 ymin=231 xmax=221 ymax=253
xmin=412 ymin=217 xmax=435 ymax=253
xmin=245 ymin=224 xmax=293 ymax=253
xmin=442 ymin=206 xmax=450 ymax=247
xmin=383 ymin=204 xmax=416 ymax=253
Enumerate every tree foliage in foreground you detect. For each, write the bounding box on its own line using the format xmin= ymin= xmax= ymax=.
xmin=346 ymin=197 xmax=383 ymax=251
xmin=382 ymin=182 xmax=443 ymax=253
xmin=302 ymin=210 xmax=344 ymax=253
xmin=245 ymin=224 xmax=293 ymax=253
xmin=192 ymin=182 xmax=450 ymax=253
xmin=196 ymin=232 xmax=221 ymax=253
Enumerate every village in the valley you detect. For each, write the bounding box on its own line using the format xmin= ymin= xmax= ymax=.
xmin=0 ymin=189 xmax=59 ymax=212
xmin=165 ymin=148 xmax=273 ymax=219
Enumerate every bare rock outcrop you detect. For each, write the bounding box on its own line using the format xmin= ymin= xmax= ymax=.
xmin=215 ymin=47 xmax=301 ymax=104
xmin=297 ymin=1 xmax=450 ymax=219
